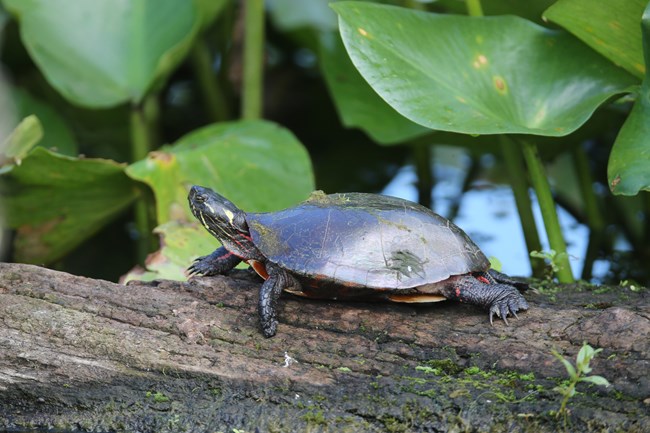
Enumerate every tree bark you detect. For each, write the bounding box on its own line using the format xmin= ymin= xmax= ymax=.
xmin=0 ymin=262 xmax=648 ymax=432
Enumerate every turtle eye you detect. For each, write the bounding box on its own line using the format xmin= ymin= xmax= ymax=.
xmin=195 ymin=194 xmax=207 ymax=203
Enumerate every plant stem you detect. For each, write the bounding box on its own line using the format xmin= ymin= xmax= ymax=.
xmin=644 ymin=192 xmax=650 ymax=251
xmin=466 ymin=0 xmax=484 ymax=17
xmin=520 ymin=140 xmax=574 ymax=283
xmin=500 ymin=137 xmax=544 ymax=277
xmin=130 ymin=102 xmax=155 ymax=264
xmin=191 ymin=39 xmax=231 ymax=122
xmin=573 ymin=147 xmax=605 ymax=230
xmin=411 ymin=142 xmax=433 ymax=209
xmin=447 ymin=155 xmax=478 ymax=221
xmin=572 ymin=146 xmax=605 ymax=280
xmin=242 ymin=0 xmax=264 ymax=120
xmin=131 ymin=104 xmax=151 ymax=163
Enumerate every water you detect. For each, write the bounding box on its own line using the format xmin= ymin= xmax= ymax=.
xmin=382 ymin=146 xmax=612 ymax=280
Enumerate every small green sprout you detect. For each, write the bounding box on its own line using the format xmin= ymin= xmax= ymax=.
xmin=530 ymin=249 xmax=568 ymax=276
xmin=551 ymin=343 xmax=610 ymax=422
xmin=619 ymin=279 xmax=642 ymax=292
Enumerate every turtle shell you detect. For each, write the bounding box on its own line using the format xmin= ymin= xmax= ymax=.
xmin=245 ymin=192 xmax=489 ymax=290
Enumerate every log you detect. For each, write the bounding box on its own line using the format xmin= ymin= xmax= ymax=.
xmin=0 ymin=262 xmax=648 ymax=432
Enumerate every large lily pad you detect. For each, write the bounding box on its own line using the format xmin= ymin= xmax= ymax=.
xmin=608 ymin=3 xmax=650 ymax=196
xmin=331 ymin=2 xmax=637 ymax=136
xmin=3 ymin=0 xmax=200 ymax=108
xmin=319 ymin=31 xmax=429 ymax=144
xmin=2 ymin=147 xmax=137 ymax=263
xmin=544 ymin=0 xmax=646 ymax=79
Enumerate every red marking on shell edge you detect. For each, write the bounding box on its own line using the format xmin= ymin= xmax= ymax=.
xmin=249 ymin=260 xmax=269 ymax=279
xmin=477 ymin=275 xmax=490 ymax=284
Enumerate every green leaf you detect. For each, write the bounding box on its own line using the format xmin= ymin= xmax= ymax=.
xmin=127 ymin=119 xmax=315 ymax=224
xmin=552 ymin=349 xmax=577 ymax=379
xmin=195 ymin=0 xmax=229 ymax=31
xmin=121 ymin=221 xmax=214 ymax=283
xmin=436 ymin=0 xmax=557 ymax=24
xmin=12 ymin=88 xmax=77 ymax=156
xmin=579 ymin=375 xmax=611 ymax=387
xmin=576 ymin=343 xmax=593 ymax=367
xmin=544 ymin=0 xmax=646 ymax=79
xmin=331 ymin=2 xmax=637 ymax=136
xmin=608 ymin=3 xmax=650 ymax=195
xmin=1 ymin=115 xmax=42 ymax=167
xmin=3 ymin=0 xmax=200 ymax=108
xmin=576 ymin=343 xmax=601 ymax=372
xmin=319 ymin=31 xmax=429 ymax=144
xmin=2 ymin=147 xmax=137 ymax=264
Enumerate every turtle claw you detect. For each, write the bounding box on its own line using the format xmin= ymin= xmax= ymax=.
xmin=187 ymin=256 xmax=207 ymax=276
xmin=487 ymin=287 xmax=528 ymax=326
xmin=187 ymin=247 xmax=242 ymax=277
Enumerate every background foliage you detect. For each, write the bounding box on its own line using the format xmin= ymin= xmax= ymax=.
xmin=0 ymin=0 xmax=648 ymax=285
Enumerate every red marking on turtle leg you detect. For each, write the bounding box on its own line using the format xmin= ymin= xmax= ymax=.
xmin=476 ymin=275 xmax=490 ymax=284
xmin=455 ymin=287 xmax=462 ymax=298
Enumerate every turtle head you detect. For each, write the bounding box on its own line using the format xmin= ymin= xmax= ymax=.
xmin=188 ymin=185 xmax=254 ymax=258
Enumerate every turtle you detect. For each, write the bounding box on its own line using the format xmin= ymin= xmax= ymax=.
xmin=187 ymin=185 xmax=528 ymax=338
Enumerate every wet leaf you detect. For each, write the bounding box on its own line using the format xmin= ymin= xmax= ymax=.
xmin=608 ymin=3 xmax=650 ymax=195
xmin=319 ymin=31 xmax=428 ymax=144
xmin=2 ymin=147 xmax=137 ymax=263
xmin=544 ymin=0 xmax=646 ymax=79
xmin=3 ymin=0 xmax=200 ymax=108
xmin=331 ymin=2 xmax=637 ymax=136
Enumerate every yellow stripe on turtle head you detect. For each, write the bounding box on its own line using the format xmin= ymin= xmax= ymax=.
xmin=224 ymin=209 xmax=235 ymax=224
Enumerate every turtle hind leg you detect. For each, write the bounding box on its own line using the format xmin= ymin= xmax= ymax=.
xmin=442 ymin=273 xmax=529 ymax=324
xmin=188 ymin=246 xmax=241 ymax=276
xmin=487 ymin=269 xmax=529 ymax=291
xmin=258 ymin=263 xmax=301 ymax=337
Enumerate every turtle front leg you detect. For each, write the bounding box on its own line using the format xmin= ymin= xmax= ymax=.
xmin=258 ymin=262 xmax=300 ymax=337
xmin=188 ymin=246 xmax=241 ymax=276
xmin=442 ymin=273 xmax=529 ymax=324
